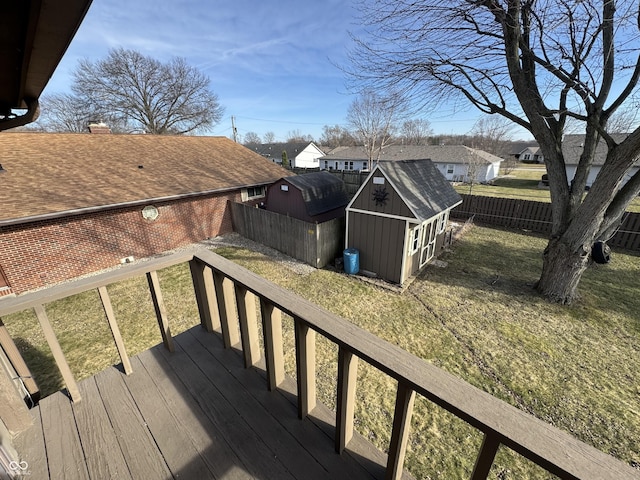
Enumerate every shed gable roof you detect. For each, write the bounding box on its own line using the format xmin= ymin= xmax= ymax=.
xmin=282 ymin=171 xmax=349 ymax=216
xmin=322 ymin=145 xmax=503 ymax=166
xmin=0 ymin=133 xmax=292 ymax=224
xmin=365 ymin=160 xmax=462 ymax=221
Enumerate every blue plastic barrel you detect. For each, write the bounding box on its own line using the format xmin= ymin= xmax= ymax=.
xmin=343 ymin=248 xmax=359 ymax=275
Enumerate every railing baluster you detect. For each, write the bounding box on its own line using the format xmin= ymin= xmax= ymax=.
xmin=260 ymin=299 xmax=284 ymax=391
xmin=213 ymin=271 xmax=240 ymax=348
xmin=470 ymin=432 xmax=501 ymax=480
xmin=189 ymin=259 xmax=221 ymax=333
xmin=98 ymin=286 xmax=132 ymax=375
xmin=33 ymin=304 xmax=82 ymax=403
xmin=0 ymin=318 xmax=40 ymax=402
xmin=335 ymin=346 xmax=358 ymax=453
xmin=235 ymin=284 xmax=260 ymax=368
xmin=294 ymin=318 xmax=316 ymax=419
xmin=385 ymin=382 xmax=415 ymax=480
xmin=146 ymin=271 xmax=174 ymax=352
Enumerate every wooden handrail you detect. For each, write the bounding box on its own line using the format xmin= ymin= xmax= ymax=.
xmin=191 ymin=248 xmax=638 ymax=480
xmin=1 ymin=246 xmax=637 ymax=479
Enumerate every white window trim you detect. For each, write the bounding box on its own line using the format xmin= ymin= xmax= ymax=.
xmin=241 ymin=186 xmax=266 ymax=202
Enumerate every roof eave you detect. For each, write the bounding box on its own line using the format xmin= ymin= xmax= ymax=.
xmin=0 ymin=182 xmax=266 ymax=228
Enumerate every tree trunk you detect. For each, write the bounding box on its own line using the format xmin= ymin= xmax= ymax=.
xmin=536 ymin=237 xmax=590 ymax=304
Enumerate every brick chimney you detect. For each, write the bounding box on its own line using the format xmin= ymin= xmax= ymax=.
xmin=88 ymin=122 xmax=111 ymax=134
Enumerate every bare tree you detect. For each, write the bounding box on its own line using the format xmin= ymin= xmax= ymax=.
xmin=36 ymin=93 xmax=131 ymax=133
xmin=319 ymin=125 xmax=357 ymax=148
xmin=242 ymin=131 xmax=261 ymax=146
xmin=348 ymin=0 xmax=640 ymax=303
xmin=469 ymin=116 xmax=516 ymax=158
xmin=72 ymin=48 xmax=224 ymax=135
xmin=263 ymin=131 xmax=276 ymax=143
xmin=347 ymin=90 xmax=404 ymax=170
xmin=398 ymin=118 xmax=433 ymax=145
xmin=286 ymin=129 xmax=313 ymax=143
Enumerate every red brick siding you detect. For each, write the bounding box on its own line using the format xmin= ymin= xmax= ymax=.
xmin=0 ymin=191 xmax=241 ymax=294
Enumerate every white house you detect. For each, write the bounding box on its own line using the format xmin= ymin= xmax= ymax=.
xmin=516 ymin=145 xmax=544 ymax=163
xmin=251 ymin=142 xmax=326 ymax=168
xmin=563 ymin=134 xmax=639 ymax=188
xmin=320 ymin=145 xmax=503 ymax=182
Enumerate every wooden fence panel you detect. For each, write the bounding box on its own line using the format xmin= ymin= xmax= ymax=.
xmin=453 ymin=195 xmax=639 ymax=250
xmin=230 ymin=203 xmax=344 ymax=268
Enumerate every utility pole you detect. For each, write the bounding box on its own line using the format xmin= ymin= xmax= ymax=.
xmin=231 ymin=116 xmax=238 ymax=143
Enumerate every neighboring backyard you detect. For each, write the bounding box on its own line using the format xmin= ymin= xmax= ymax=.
xmin=456 ymin=165 xmax=640 ymax=213
xmin=3 ymin=225 xmax=639 ymax=478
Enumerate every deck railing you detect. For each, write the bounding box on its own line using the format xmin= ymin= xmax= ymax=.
xmin=0 ymin=247 xmax=636 ymax=480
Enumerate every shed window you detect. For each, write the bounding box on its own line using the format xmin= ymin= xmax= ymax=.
xmin=410 ymin=226 xmax=421 ymax=254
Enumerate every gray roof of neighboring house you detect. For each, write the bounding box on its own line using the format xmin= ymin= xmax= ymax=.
xmin=509 ymin=142 xmax=539 ymax=156
xmin=561 ymin=134 xmax=639 ymax=166
xmin=282 ymin=171 xmax=349 ymax=216
xmin=322 ymin=145 xmax=503 ymax=165
xmin=251 ymin=142 xmax=319 ymax=161
xmin=377 ymin=160 xmax=463 ymax=221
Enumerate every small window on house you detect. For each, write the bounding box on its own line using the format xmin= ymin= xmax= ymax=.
xmin=348 ymin=161 xmax=354 ymax=170
xmin=523 ymin=154 xmax=530 ymax=160
xmin=324 ymin=160 xmax=329 ymax=169
xmin=362 ymin=162 xmax=368 ymax=170
xmin=446 ymin=164 xmax=455 ymax=175
xmin=410 ymin=226 xmax=421 ymax=254
xmin=241 ymin=186 xmax=266 ymax=201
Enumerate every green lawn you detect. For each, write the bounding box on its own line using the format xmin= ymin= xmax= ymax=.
xmin=3 ymin=226 xmax=639 ymax=478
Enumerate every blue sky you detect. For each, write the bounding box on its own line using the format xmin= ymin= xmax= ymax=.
xmin=44 ymin=0 xmax=511 ymax=142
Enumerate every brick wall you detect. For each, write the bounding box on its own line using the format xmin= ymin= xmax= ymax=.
xmin=0 ymin=191 xmax=241 ymax=294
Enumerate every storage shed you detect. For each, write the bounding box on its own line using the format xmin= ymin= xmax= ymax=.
xmin=345 ymin=159 xmax=462 ymax=285
xmin=266 ymin=171 xmax=349 ymax=223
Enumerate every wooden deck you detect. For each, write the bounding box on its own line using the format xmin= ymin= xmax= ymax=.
xmin=12 ymin=326 xmax=397 ymax=480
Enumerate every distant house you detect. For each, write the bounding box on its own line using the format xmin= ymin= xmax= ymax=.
xmin=345 ymin=160 xmax=462 ymax=285
xmin=265 ymin=171 xmax=349 ymax=223
xmin=515 ymin=145 xmax=543 ymax=163
xmin=563 ymin=134 xmax=639 ymax=188
xmin=320 ymin=145 xmax=502 ymax=182
xmin=251 ymin=142 xmax=326 ymax=168
xmin=0 ymin=132 xmax=291 ymax=294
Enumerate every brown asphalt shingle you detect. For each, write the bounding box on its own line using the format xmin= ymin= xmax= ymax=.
xmin=0 ymin=133 xmax=293 ymax=224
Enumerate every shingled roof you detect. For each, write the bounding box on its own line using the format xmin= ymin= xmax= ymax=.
xmin=377 ymin=159 xmax=462 ymax=221
xmin=0 ymin=133 xmax=292 ymax=225
xmin=322 ymin=145 xmax=503 ymax=165
xmin=281 ymin=171 xmax=349 ymax=216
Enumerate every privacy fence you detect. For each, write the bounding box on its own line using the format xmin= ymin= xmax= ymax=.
xmin=452 ymin=194 xmax=640 ymax=251
xmin=230 ymin=202 xmax=345 ymax=268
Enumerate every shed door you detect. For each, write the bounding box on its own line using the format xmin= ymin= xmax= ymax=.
xmin=419 ymin=219 xmax=438 ymax=267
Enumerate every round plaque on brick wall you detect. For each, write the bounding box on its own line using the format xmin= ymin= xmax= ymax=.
xmin=141 ymin=205 xmax=159 ymax=221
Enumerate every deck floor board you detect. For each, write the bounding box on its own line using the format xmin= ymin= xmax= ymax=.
xmin=13 ymin=326 xmax=393 ymax=479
